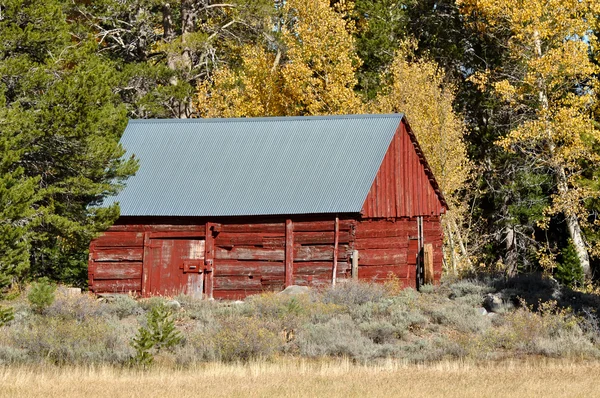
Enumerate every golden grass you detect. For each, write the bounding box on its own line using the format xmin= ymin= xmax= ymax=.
xmin=1 ymin=359 xmax=600 ymax=398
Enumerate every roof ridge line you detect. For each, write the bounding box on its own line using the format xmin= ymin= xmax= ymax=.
xmin=128 ymin=113 xmax=404 ymax=124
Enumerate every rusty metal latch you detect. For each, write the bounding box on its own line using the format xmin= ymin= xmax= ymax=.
xmin=182 ymin=260 xmax=203 ymax=273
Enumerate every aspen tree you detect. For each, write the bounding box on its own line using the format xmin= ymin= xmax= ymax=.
xmin=458 ymin=0 xmax=600 ymax=277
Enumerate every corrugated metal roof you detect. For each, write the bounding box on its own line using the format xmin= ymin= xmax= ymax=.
xmin=104 ymin=114 xmax=405 ymax=216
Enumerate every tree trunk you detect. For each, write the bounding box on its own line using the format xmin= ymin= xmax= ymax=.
xmin=533 ymin=30 xmax=591 ymax=278
xmin=161 ymin=1 xmax=195 ymax=119
xmin=504 ymin=226 xmax=518 ymax=277
xmin=451 ymin=217 xmax=472 ymax=270
xmin=444 ymin=221 xmax=457 ymax=275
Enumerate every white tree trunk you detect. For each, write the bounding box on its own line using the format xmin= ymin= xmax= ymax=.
xmin=533 ymin=30 xmax=591 ymax=278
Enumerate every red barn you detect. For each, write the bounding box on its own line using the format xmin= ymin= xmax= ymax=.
xmin=88 ymin=114 xmax=447 ymax=299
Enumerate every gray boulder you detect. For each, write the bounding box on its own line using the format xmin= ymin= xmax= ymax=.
xmin=278 ymin=285 xmax=310 ymax=296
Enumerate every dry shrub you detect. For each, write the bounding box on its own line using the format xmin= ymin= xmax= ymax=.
xmin=318 ymin=280 xmax=388 ymax=307
xmin=108 ymin=294 xmax=142 ymax=319
xmin=213 ymin=316 xmax=282 ymax=362
xmin=425 ymin=302 xmax=491 ymax=334
xmin=45 ymin=290 xmax=108 ymax=321
xmin=296 ymin=314 xmax=376 ymax=360
xmin=3 ymin=315 xmax=133 ymax=365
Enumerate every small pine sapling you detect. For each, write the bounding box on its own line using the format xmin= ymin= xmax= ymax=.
xmin=27 ymin=278 xmax=56 ymax=314
xmin=555 ymin=240 xmax=584 ymax=289
xmin=130 ymin=303 xmax=182 ymax=367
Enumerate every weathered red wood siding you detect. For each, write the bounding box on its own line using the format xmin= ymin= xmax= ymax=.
xmin=354 ymin=217 xmax=443 ymax=287
xmin=361 ymin=121 xmax=445 ymax=218
xmin=88 ymin=231 xmax=145 ymax=294
xmin=89 ymin=217 xmax=356 ymax=299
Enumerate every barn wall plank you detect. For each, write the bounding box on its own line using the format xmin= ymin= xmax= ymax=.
xmin=93 ymin=262 xmax=142 ymax=280
xmin=92 ymin=248 xmax=143 ymax=262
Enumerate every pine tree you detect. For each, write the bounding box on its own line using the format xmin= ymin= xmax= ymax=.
xmin=0 ymin=0 xmax=137 ymax=284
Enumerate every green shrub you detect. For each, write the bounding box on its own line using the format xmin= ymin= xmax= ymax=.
xmin=0 ymin=306 xmax=14 ymax=326
xmin=27 ymin=279 xmax=56 ymax=314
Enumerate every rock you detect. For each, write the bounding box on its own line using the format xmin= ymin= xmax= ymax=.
xmin=483 ymin=293 xmax=504 ymax=313
xmin=477 ymin=307 xmax=488 ymax=316
xmin=65 ymin=287 xmax=82 ymax=296
xmin=232 ymin=300 xmax=245 ymax=305
xmin=165 ymin=300 xmax=181 ymax=310
xmin=278 ymin=285 xmax=310 ymax=296
xmin=56 ymin=286 xmax=82 ymax=297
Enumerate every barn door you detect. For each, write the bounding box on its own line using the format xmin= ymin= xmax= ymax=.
xmin=145 ymin=239 xmax=207 ymax=298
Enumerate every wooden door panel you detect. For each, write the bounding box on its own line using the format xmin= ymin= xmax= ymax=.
xmin=148 ymin=239 xmax=205 ymax=296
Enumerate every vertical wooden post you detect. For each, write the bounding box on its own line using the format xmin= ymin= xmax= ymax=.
xmin=204 ymin=223 xmax=215 ymax=299
xmin=88 ymin=242 xmax=96 ymax=294
xmin=285 ymin=219 xmax=294 ymax=287
xmin=423 ymin=243 xmax=434 ymax=285
xmin=351 ymin=250 xmax=359 ymax=280
xmin=332 ymin=217 xmax=339 ymax=286
xmin=142 ymin=233 xmax=152 ymax=297
xmin=416 ymin=216 xmax=424 ymax=290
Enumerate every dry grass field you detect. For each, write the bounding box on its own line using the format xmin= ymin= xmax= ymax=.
xmin=1 ymin=359 xmax=599 ymax=398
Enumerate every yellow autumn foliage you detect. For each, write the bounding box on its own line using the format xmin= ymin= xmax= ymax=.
xmin=372 ymin=47 xmax=470 ymax=201
xmin=458 ymin=0 xmax=600 ymax=270
xmin=196 ymin=0 xmax=362 ymax=117
xmin=372 ymin=47 xmax=473 ymax=271
xmin=195 ymin=1 xmax=473 ymax=272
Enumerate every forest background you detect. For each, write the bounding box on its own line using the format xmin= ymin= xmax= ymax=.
xmin=2 ymin=0 xmax=600 ymax=291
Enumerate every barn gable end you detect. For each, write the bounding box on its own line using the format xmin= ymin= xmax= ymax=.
xmin=361 ymin=118 xmax=447 ymax=218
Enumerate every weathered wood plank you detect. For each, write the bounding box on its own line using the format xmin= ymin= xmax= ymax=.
xmin=213 ymin=276 xmax=263 ymax=290
xmin=424 ymin=243 xmax=434 ymax=284
xmin=332 ymin=217 xmax=339 ymax=286
xmin=357 ymin=249 xmax=407 ymax=266
xmin=107 ymin=224 xmax=146 ymax=232
xmin=294 ymin=231 xmax=351 ymax=245
xmin=215 ymin=261 xmax=284 ymax=276
xmin=110 ymin=224 xmax=204 ymax=233
xmin=220 ymin=223 xmax=285 ymax=233
xmin=215 ymin=233 xmax=284 ymax=247
xmin=285 ymin=219 xmax=294 ymax=287
xmin=92 ymin=279 xmax=141 ymax=293
xmin=354 ymin=237 xmax=410 ymax=250
xmin=295 ymin=261 xmax=350 ymax=274
xmin=355 ymin=227 xmax=415 ymax=239
xmin=216 ymin=247 xmax=285 ymax=261
xmin=294 ymin=245 xmax=350 ymax=261
xmin=293 ymin=220 xmax=354 ymax=232
xmin=358 ymin=265 xmax=412 ymax=280
xmin=93 ymin=262 xmax=142 ymax=280
xmin=146 ymin=231 xmax=206 ymax=239
xmin=205 ymin=223 xmax=215 ymax=299
xmin=92 ymin=248 xmax=143 ymax=262
xmin=93 ymin=232 xmax=144 ymax=247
